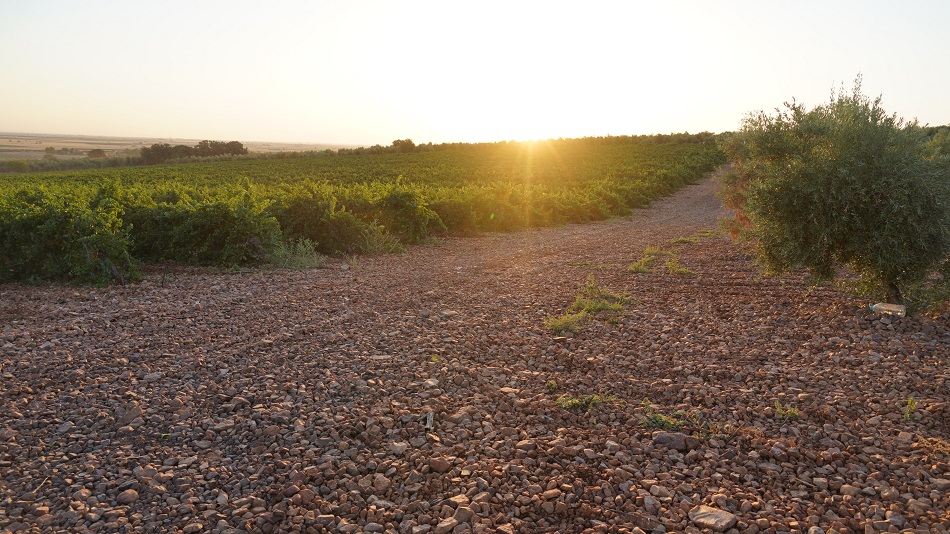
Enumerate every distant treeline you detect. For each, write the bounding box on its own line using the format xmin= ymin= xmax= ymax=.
xmin=2 ymin=134 xmax=717 ymax=174
xmin=0 ymin=140 xmax=249 ymax=173
xmin=338 ymin=132 xmax=721 ymax=156
xmin=140 ymin=140 xmax=248 ymax=164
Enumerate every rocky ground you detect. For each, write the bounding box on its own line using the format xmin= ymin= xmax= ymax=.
xmin=0 ymin=177 xmax=947 ymax=534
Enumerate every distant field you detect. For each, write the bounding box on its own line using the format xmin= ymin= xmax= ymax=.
xmin=0 ymin=132 xmax=352 ymax=160
xmin=0 ymin=135 xmax=726 ymax=283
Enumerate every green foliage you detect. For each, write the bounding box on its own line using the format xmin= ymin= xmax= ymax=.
xmin=270 ymin=238 xmax=324 ymax=269
xmin=720 ymin=78 xmax=950 ymax=306
xmin=628 ymin=244 xmax=672 ymax=273
xmin=903 ymin=397 xmax=918 ymax=421
xmin=571 ymin=274 xmax=631 ymax=314
xmin=639 ymin=401 xmax=736 ymax=439
xmin=545 ymin=380 xmax=559 ymax=394
xmin=544 ymin=311 xmax=588 ymax=334
xmin=545 ymin=275 xmax=632 ymax=333
xmin=773 ymin=401 xmax=800 ymax=420
xmin=274 ymin=189 xmax=373 ymax=255
xmin=664 ymin=256 xmax=694 ymax=276
xmin=0 ymin=136 xmax=725 ymax=283
xmin=669 ymin=236 xmax=699 ymax=244
xmin=375 ymin=185 xmax=445 ymax=243
xmin=141 ymin=140 xmax=247 ymax=164
xmin=1 ymin=160 xmax=29 ymax=173
xmin=0 ymin=189 xmax=138 ymax=284
xmin=642 ymin=409 xmax=691 ymax=431
xmin=556 ymin=393 xmax=619 ymax=412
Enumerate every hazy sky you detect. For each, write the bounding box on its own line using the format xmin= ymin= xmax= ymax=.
xmin=2 ymin=1 xmax=949 ymax=145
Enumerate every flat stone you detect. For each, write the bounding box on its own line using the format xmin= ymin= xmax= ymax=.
xmin=118 ymin=406 xmax=143 ymax=425
xmin=116 ymin=489 xmax=139 ymax=504
xmin=515 ymin=439 xmax=536 ymax=451
xmin=839 ymin=484 xmax=861 ymax=496
xmin=688 ymin=505 xmax=738 ymax=531
xmin=653 ymin=431 xmax=688 ymax=451
xmin=453 ymin=505 xmax=475 ymax=523
xmin=434 ymin=517 xmax=459 ymax=534
xmin=314 ymin=515 xmax=336 ymax=526
xmin=430 ymin=457 xmax=451 ymax=473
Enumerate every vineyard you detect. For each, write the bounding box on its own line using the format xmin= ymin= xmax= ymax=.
xmin=0 ymin=136 xmax=725 ymax=284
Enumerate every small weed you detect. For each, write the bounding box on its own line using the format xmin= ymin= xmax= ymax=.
xmin=665 ymin=256 xmax=694 ymax=276
xmin=903 ymin=397 xmax=918 ymax=421
xmin=159 ymin=433 xmax=170 ymax=440
xmin=628 ymin=257 xmax=655 ymax=273
xmin=774 ymin=401 xmax=800 ymax=420
xmin=572 ymin=295 xmax=623 ymax=314
xmin=545 ymin=380 xmax=559 ymax=394
xmin=694 ymin=229 xmax=719 ymax=238
xmin=429 ymin=355 xmax=440 ymax=363
xmin=669 ymin=236 xmax=700 ymax=245
xmin=359 ymin=221 xmax=403 ymax=254
xmin=640 ymin=401 xmax=735 ymax=439
xmin=640 ymin=403 xmax=705 ymax=432
xmin=568 ymin=261 xmax=590 ymax=266
xmin=628 ymin=245 xmax=670 ymax=273
xmin=544 ymin=311 xmax=588 ymax=334
xmin=556 ymin=393 xmax=620 ymax=412
xmin=545 ymin=275 xmax=633 ymax=334
xmin=642 ymin=410 xmax=689 ymax=431
xmin=271 ymin=238 xmax=325 ymax=269
xmin=644 ymin=245 xmax=669 ymax=256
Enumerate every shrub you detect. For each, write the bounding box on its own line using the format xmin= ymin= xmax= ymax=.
xmin=0 ymin=190 xmax=138 ymax=284
xmin=275 ymin=190 xmax=377 ymax=255
xmin=376 ymin=186 xmax=445 ymax=242
xmin=720 ymin=77 xmax=950 ymax=306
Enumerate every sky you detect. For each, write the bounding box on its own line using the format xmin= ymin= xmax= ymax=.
xmin=2 ymin=0 xmax=949 ymax=146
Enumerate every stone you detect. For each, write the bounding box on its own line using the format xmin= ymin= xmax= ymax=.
xmin=116 ymin=489 xmax=139 ymax=504
xmin=453 ymin=505 xmax=475 ymax=523
xmin=839 ymin=484 xmax=860 ymax=496
xmin=653 ymin=431 xmax=687 ymax=451
xmin=373 ymin=474 xmax=391 ymax=492
xmin=688 ymin=505 xmax=738 ymax=531
xmin=515 ymin=439 xmax=536 ymax=451
xmin=182 ymin=523 xmax=203 ymax=533
xmin=118 ymin=406 xmax=143 ymax=425
xmin=434 ymin=517 xmax=460 ymax=534
xmin=314 ymin=515 xmax=336 ymax=526
xmin=430 ymin=457 xmax=452 ymax=473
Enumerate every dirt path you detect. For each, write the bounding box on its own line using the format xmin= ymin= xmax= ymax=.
xmin=1 ymin=176 xmax=948 ymax=533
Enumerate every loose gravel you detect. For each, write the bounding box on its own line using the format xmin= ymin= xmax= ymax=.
xmin=1 ymin=177 xmax=948 ymax=534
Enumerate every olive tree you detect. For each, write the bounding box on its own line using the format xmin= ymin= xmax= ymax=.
xmin=720 ymin=79 xmax=950 ymax=308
